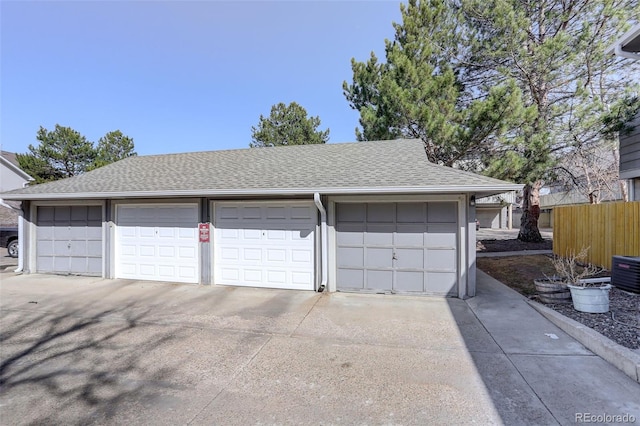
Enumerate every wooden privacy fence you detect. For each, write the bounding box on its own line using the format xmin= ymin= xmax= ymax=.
xmin=553 ymin=201 xmax=640 ymax=270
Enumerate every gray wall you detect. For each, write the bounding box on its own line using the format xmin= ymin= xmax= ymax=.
xmin=620 ymin=112 xmax=640 ymax=180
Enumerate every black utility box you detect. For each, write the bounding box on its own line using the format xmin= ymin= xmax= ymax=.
xmin=611 ymin=256 xmax=640 ymax=293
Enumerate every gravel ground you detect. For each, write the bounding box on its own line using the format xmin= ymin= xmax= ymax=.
xmin=543 ymin=287 xmax=640 ymax=350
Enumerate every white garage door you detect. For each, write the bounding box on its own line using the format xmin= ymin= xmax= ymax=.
xmin=214 ymin=201 xmax=316 ymax=290
xmin=115 ymin=204 xmax=199 ymax=283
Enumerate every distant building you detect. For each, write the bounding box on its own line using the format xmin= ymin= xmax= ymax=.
xmin=0 ymin=151 xmax=33 ymax=226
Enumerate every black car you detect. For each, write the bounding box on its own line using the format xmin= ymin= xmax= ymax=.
xmin=0 ymin=227 xmax=18 ymax=258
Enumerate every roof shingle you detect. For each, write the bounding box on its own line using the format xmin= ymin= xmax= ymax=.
xmin=1 ymin=139 xmax=520 ymax=200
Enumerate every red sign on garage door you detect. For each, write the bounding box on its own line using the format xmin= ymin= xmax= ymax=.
xmin=199 ymin=223 xmax=210 ymax=243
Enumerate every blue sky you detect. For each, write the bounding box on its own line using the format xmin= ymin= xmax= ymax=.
xmin=1 ymin=1 xmax=402 ymax=156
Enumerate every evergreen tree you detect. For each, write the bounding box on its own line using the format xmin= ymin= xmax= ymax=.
xmin=90 ymin=130 xmax=136 ymax=170
xmin=250 ymin=102 xmax=330 ymax=147
xmin=343 ymin=0 xmax=527 ymax=167
xmin=17 ymin=125 xmax=96 ymax=184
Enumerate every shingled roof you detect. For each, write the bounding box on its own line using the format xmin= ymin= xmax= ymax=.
xmin=1 ymin=139 xmax=520 ymax=200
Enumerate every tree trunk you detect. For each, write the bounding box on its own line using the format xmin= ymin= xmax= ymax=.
xmin=518 ymin=182 xmax=543 ymax=242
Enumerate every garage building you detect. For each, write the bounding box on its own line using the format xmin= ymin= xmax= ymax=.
xmin=1 ymin=139 xmax=521 ymax=298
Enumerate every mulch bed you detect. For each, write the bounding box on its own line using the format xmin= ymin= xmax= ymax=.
xmin=538 ymin=287 xmax=639 ymax=350
xmin=477 ymin=239 xmax=553 ymax=252
xmin=476 ymin=237 xmax=639 ymax=351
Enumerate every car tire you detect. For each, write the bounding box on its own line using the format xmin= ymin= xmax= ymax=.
xmin=7 ymin=240 xmax=18 ymax=258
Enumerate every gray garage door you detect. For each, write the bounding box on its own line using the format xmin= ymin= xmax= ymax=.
xmin=336 ymin=202 xmax=458 ymax=295
xmin=477 ymin=208 xmax=500 ymax=229
xmin=36 ymin=206 xmax=102 ymax=276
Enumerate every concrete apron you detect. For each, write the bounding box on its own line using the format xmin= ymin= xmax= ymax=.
xmin=0 ymin=273 xmax=638 ymax=425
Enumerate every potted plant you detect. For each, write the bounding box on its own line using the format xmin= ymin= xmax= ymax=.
xmin=533 ymin=275 xmax=572 ymax=304
xmin=551 ymin=247 xmax=611 ymax=313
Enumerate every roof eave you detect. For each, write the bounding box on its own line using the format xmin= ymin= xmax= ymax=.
xmin=606 ymin=22 xmax=640 ymax=57
xmin=1 ymin=184 xmax=523 ymax=201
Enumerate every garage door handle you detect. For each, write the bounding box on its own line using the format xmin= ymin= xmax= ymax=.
xmin=392 ymin=253 xmax=397 ymax=260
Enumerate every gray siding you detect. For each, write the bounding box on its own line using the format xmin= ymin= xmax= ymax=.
xmin=620 ymin=113 xmax=640 ymax=180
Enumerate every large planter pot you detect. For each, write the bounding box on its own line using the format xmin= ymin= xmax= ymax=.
xmin=534 ymin=278 xmax=571 ymax=304
xmin=567 ymin=281 xmax=612 ymax=313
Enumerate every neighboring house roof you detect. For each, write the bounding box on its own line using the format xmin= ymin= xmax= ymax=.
xmin=0 ymin=139 xmax=521 ymax=200
xmin=0 ymin=151 xmax=33 ymax=182
xmin=606 ymin=22 xmax=640 ymax=59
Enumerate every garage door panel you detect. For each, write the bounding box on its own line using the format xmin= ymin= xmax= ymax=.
xmin=37 ymin=257 xmax=54 ymax=271
xmin=38 ymin=241 xmax=54 ymax=256
xmin=425 ymin=249 xmax=457 ymax=271
xmin=70 ymin=206 xmax=86 ymax=221
xmin=426 ymin=272 xmax=458 ymax=295
xmin=38 ymin=225 xmax=54 ymax=240
xmin=427 ymin=202 xmax=457 ymax=223
xmin=338 ymin=269 xmax=364 ymax=289
xmin=243 ymin=269 xmax=262 ymax=282
xmin=115 ymin=204 xmax=199 ymax=284
xmin=397 ymin=203 xmax=426 ymax=223
xmin=267 ymin=270 xmax=286 ymax=284
xmin=367 ymin=270 xmax=393 ymax=290
xmin=244 ymin=229 xmax=262 ymax=240
xmin=53 ymin=257 xmax=69 ymax=273
xmin=87 ymin=241 xmax=102 ymax=257
xmin=267 ymin=206 xmax=286 ymax=219
xmin=86 ymin=226 xmax=102 ymax=239
xmin=337 ymin=203 xmax=366 ymax=222
xmin=291 ymin=205 xmax=315 ymax=219
xmin=70 ymin=257 xmax=88 ymax=274
xmin=54 ymin=207 xmax=71 ymax=221
xmin=395 ymin=271 xmax=425 ymax=292
xmin=69 ymin=226 xmax=87 ymax=240
xmin=395 ymin=248 xmax=424 ymax=269
xmin=53 ymin=240 xmax=69 ymax=253
xmin=365 ymin=248 xmax=393 ymax=268
xmin=336 ymin=223 xmax=365 ymax=245
xmin=214 ymin=202 xmax=316 ymax=290
xmin=292 ymin=249 xmax=312 ymax=264
xmin=337 ymin=247 xmax=364 ymax=268
xmin=69 ymin=242 xmax=88 ymax=257
xmin=395 ymin=225 xmax=426 ymax=246
xmin=367 ymin=203 xmax=395 ymax=222
xmin=425 ymin=224 xmax=458 ymax=247
xmin=365 ymin=224 xmax=394 ymax=245
xmin=54 ymin=227 xmax=70 ymax=239
xmin=267 ymin=248 xmax=286 ymax=262
xmin=39 ymin=207 xmax=55 ymax=221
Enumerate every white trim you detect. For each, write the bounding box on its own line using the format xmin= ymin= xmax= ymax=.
xmin=606 ymin=22 xmax=640 ymax=58
xmin=457 ymin=196 xmax=467 ymax=299
xmin=313 ymin=193 xmax=328 ymax=291
xmin=1 ymin=184 xmax=524 ymax=201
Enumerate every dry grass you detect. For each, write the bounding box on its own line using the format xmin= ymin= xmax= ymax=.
xmin=476 ymin=255 xmax=557 ymax=296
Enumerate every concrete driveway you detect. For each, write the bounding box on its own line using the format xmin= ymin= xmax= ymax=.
xmin=1 ymin=272 xmax=638 ymax=425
